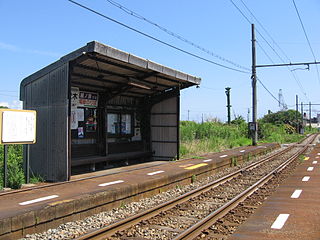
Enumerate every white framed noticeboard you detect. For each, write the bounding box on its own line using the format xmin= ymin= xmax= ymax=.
xmin=0 ymin=109 xmax=37 ymax=144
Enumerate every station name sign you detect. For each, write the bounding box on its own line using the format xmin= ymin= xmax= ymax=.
xmin=71 ymin=87 xmax=98 ymax=108
xmin=0 ymin=109 xmax=37 ymax=144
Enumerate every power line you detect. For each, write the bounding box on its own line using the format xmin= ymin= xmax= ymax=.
xmin=230 ymin=0 xmax=288 ymax=63
xmin=292 ymin=0 xmax=317 ymax=62
xmin=229 ymin=0 xmax=310 ymax=101
xmin=230 ymin=0 xmax=287 ymax=64
xmin=257 ymin=77 xmax=284 ymax=107
xmin=256 ymin=40 xmax=275 ymax=64
xmin=105 ymin=0 xmax=250 ymax=72
xmin=291 ymin=71 xmax=309 ymax=101
xmin=292 ymin=0 xmax=320 ymax=85
xmin=239 ymin=0 xmax=291 ymax=62
xmin=68 ymin=0 xmax=250 ymax=74
xmin=239 ymin=0 xmax=309 ymax=101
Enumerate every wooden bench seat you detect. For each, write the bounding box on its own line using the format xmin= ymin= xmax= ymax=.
xmin=71 ymin=151 xmax=153 ymax=167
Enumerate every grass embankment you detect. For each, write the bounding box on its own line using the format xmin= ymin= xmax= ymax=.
xmin=180 ymin=121 xmax=311 ymax=159
xmin=0 ymin=121 xmax=316 ymax=189
xmin=180 ymin=121 xmax=250 ymax=158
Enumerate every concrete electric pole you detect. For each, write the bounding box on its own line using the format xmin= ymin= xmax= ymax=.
xmin=251 ymin=24 xmax=258 ymax=145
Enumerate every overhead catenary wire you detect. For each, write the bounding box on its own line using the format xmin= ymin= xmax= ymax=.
xmin=292 ymin=0 xmax=320 ymax=85
xmin=67 ymin=0 xmax=250 ymax=74
xmin=239 ymin=0 xmax=291 ymax=62
xmin=256 ymin=41 xmax=275 ymax=64
xmin=229 ymin=0 xmax=310 ymax=102
xmin=105 ymin=0 xmax=250 ymax=72
xmin=229 ymin=0 xmax=287 ymax=64
xmin=257 ymin=77 xmax=285 ymax=108
xmin=238 ymin=0 xmax=309 ymax=101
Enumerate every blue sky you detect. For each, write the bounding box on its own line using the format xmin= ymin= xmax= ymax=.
xmin=1 ymin=0 xmax=319 ymax=122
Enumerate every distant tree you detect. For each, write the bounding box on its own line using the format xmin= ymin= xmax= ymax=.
xmin=260 ymin=110 xmax=301 ymax=127
xmin=0 ymin=106 xmax=8 ymax=109
xmin=231 ymin=115 xmax=246 ymax=125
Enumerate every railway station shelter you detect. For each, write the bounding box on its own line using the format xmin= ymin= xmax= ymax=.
xmin=20 ymin=41 xmax=201 ymax=182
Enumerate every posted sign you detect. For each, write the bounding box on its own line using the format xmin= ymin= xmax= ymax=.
xmin=0 ymin=109 xmax=37 ymax=144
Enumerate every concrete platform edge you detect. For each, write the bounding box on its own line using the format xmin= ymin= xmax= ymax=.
xmin=0 ymin=143 xmax=279 ymax=239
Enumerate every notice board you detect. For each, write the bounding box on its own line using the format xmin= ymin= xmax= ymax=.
xmin=0 ymin=109 xmax=36 ymax=144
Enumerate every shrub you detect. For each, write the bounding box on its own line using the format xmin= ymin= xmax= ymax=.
xmin=0 ymin=145 xmax=25 ymax=189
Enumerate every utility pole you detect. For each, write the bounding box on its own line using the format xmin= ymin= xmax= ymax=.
xmin=201 ymin=113 xmax=204 ymax=124
xmin=296 ymin=95 xmax=299 ymax=133
xmin=225 ymin=87 xmax=231 ymax=124
xmin=247 ymin=108 xmax=250 ymax=122
xmin=188 ymin=110 xmax=190 ymax=121
xmin=301 ymin=102 xmax=304 ymax=134
xmin=309 ymin=102 xmax=312 ymax=130
xmin=251 ymin=24 xmax=258 ymax=145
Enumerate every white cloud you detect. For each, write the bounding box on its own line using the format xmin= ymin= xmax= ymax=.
xmin=0 ymin=101 xmax=22 ymax=109
xmin=0 ymin=41 xmax=61 ymax=58
xmin=0 ymin=102 xmax=9 ymax=107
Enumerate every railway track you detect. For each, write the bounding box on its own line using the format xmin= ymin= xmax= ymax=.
xmin=75 ymin=134 xmax=317 ymax=240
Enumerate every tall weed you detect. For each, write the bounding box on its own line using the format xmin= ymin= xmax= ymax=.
xmin=180 ymin=121 xmax=250 ymax=158
xmin=0 ymin=145 xmax=25 ymax=189
xmin=180 ymin=121 xmax=306 ymax=159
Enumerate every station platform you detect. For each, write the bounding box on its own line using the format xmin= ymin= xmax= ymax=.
xmin=0 ymin=143 xmax=278 ymax=239
xmin=230 ymin=144 xmax=320 ymax=240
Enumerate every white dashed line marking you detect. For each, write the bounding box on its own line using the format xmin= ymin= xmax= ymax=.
xmin=98 ymin=180 xmax=124 ymax=187
xmin=239 ymin=150 xmax=246 ymax=153
xmin=317 ymin=153 xmax=320 ymax=155
xmin=19 ymin=195 xmax=59 ymax=206
xmin=147 ymin=170 xmax=164 ymax=176
xmin=302 ymin=176 xmax=310 ymax=182
xmin=271 ymin=214 xmax=290 ymax=229
xmin=291 ymin=189 xmax=302 ymax=199
xmin=220 ymin=155 xmax=228 ymax=158
xmin=203 ymin=159 xmax=212 ymax=162
xmin=312 ymin=161 xmax=317 ymax=164
xmin=307 ymin=167 xmax=314 ymax=172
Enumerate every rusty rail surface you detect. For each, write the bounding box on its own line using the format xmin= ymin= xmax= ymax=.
xmin=174 ymin=134 xmax=317 ymax=240
xmin=76 ymin=134 xmax=317 ymax=240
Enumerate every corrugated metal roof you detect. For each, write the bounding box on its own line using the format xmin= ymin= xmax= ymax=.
xmin=20 ymin=41 xmax=201 ymax=100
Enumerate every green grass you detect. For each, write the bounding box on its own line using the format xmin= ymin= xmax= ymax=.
xmin=180 ymin=121 xmax=310 ymax=159
xmin=258 ymin=122 xmax=304 ymax=143
xmin=0 ymin=120 xmax=316 ymax=189
xmin=180 ymin=121 xmax=251 ymax=158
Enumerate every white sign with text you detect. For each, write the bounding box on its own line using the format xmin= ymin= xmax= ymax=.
xmin=1 ymin=110 xmax=36 ymax=144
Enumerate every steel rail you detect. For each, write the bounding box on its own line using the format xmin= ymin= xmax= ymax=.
xmin=0 ymin=144 xmax=280 ymax=197
xmin=173 ymin=134 xmax=316 ymax=240
xmin=75 ymin=135 xmax=316 ymax=240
